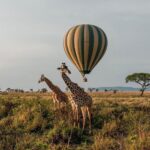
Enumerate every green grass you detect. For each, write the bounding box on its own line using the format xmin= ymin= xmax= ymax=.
xmin=0 ymin=92 xmax=150 ymax=150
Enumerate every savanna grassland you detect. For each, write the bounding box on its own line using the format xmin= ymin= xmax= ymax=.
xmin=0 ymin=92 xmax=150 ymax=150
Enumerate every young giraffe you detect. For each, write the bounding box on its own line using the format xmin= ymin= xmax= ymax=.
xmin=38 ymin=74 xmax=68 ymax=109
xmin=57 ymin=63 xmax=93 ymax=131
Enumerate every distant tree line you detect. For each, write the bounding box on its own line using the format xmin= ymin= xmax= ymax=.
xmin=1 ymin=73 xmax=149 ymax=96
xmin=87 ymin=88 xmax=118 ymax=94
xmin=0 ymin=88 xmax=48 ymax=93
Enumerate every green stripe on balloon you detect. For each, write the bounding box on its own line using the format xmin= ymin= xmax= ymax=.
xmin=81 ymin=25 xmax=85 ymax=71
xmin=70 ymin=26 xmax=80 ymax=68
xmin=64 ymin=28 xmax=74 ymax=64
xmin=87 ymin=25 xmax=94 ymax=71
xmin=89 ymin=26 xmax=103 ymax=70
xmin=91 ymin=28 xmax=107 ymax=71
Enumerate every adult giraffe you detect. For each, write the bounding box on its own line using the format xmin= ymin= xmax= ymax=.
xmin=57 ymin=63 xmax=93 ymax=131
xmin=38 ymin=74 xmax=68 ymax=109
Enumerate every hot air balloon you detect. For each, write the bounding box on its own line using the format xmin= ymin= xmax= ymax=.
xmin=63 ymin=24 xmax=107 ymax=81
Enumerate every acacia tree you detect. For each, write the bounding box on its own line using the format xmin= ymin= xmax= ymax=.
xmin=126 ymin=73 xmax=150 ymax=96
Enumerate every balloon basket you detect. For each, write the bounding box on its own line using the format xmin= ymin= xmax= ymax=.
xmin=83 ymin=76 xmax=88 ymax=82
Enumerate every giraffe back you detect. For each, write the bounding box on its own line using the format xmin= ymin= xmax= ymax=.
xmin=53 ymin=86 xmax=68 ymax=102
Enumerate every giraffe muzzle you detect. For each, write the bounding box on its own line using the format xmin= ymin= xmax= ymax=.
xmin=57 ymin=67 xmax=61 ymax=70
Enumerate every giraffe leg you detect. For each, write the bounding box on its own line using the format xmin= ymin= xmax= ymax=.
xmin=52 ymin=94 xmax=57 ymax=110
xmin=69 ymin=96 xmax=76 ymax=126
xmin=55 ymin=99 xmax=58 ymax=110
xmin=53 ymin=97 xmax=56 ymax=109
xmin=53 ymin=99 xmax=57 ymax=110
xmin=55 ymin=95 xmax=59 ymax=110
xmin=72 ymin=106 xmax=76 ymax=127
xmin=74 ymin=106 xmax=78 ymax=126
xmin=76 ymin=106 xmax=80 ymax=128
xmin=58 ymin=101 xmax=60 ymax=110
xmin=63 ymin=103 xmax=66 ymax=110
xmin=81 ymin=107 xmax=86 ymax=131
xmin=87 ymin=106 xmax=92 ymax=133
xmin=51 ymin=93 xmax=55 ymax=108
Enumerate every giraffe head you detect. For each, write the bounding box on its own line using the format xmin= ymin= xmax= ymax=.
xmin=57 ymin=63 xmax=71 ymax=74
xmin=38 ymin=74 xmax=45 ymax=83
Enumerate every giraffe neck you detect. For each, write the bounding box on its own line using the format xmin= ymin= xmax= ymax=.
xmin=44 ymin=77 xmax=57 ymax=92
xmin=62 ymin=73 xmax=88 ymax=96
xmin=61 ymin=73 xmax=75 ymax=93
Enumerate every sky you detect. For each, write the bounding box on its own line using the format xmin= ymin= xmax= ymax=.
xmin=0 ymin=0 xmax=150 ymax=91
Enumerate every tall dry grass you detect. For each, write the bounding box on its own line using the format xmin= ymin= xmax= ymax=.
xmin=0 ymin=92 xmax=150 ymax=150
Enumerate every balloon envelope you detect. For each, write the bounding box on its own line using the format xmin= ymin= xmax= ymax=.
xmin=64 ymin=24 xmax=107 ymax=75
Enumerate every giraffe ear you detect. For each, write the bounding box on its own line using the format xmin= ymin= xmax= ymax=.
xmin=57 ymin=67 xmax=61 ymax=70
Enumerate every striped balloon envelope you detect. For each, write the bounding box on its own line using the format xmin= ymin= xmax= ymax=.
xmin=63 ymin=24 xmax=107 ymax=80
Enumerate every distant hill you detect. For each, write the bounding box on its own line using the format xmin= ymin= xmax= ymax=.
xmin=94 ymin=86 xmax=150 ymax=91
